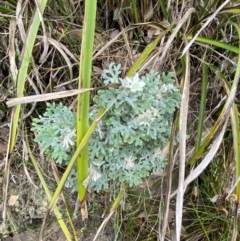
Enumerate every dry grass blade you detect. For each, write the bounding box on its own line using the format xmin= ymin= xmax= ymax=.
xmin=158 ymin=8 xmax=195 ymax=67
xmin=50 ymin=160 xmax=78 ymax=240
xmin=34 ymin=0 xmax=49 ymax=63
xmin=93 ymin=24 xmax=137 ymax=60
xmin=181 ymin=0 xmax=231 ymax=56
xmin=6 ymin=88 xmax=94 ymax=107
xmin=9 ymin=0 xmax=49 ymax=153
xmin=1 ymin=111 xmax=14 ymax=235
xmin=9 ymin=18 xmax=17 ymax=82
xmin=159 ymin=141 xmax=177 ymax=241
xmin=16 ymin=0 xmax=27 ymax=41
xmin=172 ymin=32 xmax=240 ymax=199
xmin=40 ymin=35 xmax=79 ymax=62
xmin=175 ymin=46 xmax=190 ymax=241
xmin=171 ymin=119 xmax=229 ymax=199
xmin=37 ymin=36 xmax=76 ymax=79
xmin=25 ymin=133 xmax=74 ymax=241
xmin=93 ymin=22 xmax=166 ymax=61
xmin=127 ymin=26 xmax=172 ymax=76
xmin=231 ymin=202 xmax=239 ymax=241
xmin=118 ymin=15 xmax=133 ymax=65
xmin=93 ymin=211 xmax=114 ymax=241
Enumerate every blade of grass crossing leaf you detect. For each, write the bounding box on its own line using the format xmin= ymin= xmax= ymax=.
xmin=9 ymin=0 xmax=48 ymax=152
xmin=195 ymin=59 xmax=208 ymax=150
xmin=76 ymin=0 xmax=97 ymax=210
xmin=189 ymin=62 xmax=234 ymax=165
xmin=25 ymin=129 xmax=73 ymax=241
xmin=48 ymin=108 xmax=106 ymax=212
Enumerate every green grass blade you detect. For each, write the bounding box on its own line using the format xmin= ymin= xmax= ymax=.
xmin=229 ymin=23 xmax=240 ymax=201
xmin=195 ymin=58 xmax=208 ymax=150
xmin=126 ymin=26 xmax=173 ymax=77
xmin=51 ymin=161 xmax=78 ymax=240
xmin=9 ymin=0 xmax=48 ymax=152
xmin=220 ymin=7 xmax=240 ymax=14
xmin=0 ymin=5 xmax=15 ymax=14
xmin=76 ymin=0 xmax=97 ymax=210
xmin=189 ymin=199 xmax=210 ymax=241
xmin=25 ymin=130 xmax=73 ymax=241
xmin=110 ymin=184 xmax=127 ymax=212
xmin=188 ymin=22 xmax=240 ymax=166
xmin=158 ymin=0 xmax=169 ymax=21
xmin=48 ymin=108 xmax=106 ymax=211
xmin=131 ymin=0 xmax=139 ymax=24
xmin=231 ymin=105 xmax=240 ymax=200
xmin=186 ymin=35 xmax=239 ymax=54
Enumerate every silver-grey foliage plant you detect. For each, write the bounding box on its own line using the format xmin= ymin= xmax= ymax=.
xmin=32 ymin=63 xmax=181 ymax=192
